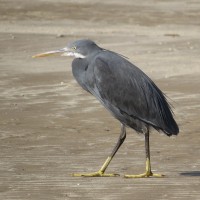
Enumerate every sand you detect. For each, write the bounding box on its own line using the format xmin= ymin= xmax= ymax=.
xmin=0 ymin=0 xmax=200 ymax=199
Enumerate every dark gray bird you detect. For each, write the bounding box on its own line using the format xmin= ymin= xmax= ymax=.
xmin=33 ymin=39 xmax=179 ymax=178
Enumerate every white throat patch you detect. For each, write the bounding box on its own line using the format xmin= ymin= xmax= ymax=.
xmin=61 ymin=52 xmax=86 ymax=58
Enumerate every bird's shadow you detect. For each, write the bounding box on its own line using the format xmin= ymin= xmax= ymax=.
xmin=180 ymin=171 xmax=200 ymax=177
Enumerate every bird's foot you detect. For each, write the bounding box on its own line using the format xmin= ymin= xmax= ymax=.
xmin=73 ymin=170 xmax=120 ymax=177
xmin=124 ymin=171 xmax=165 ymax=178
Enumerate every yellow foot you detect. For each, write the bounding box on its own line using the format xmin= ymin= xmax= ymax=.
xmin=73 ymin=171 xmax=120 ymax=177
xmin=124 ymin=171 xmax=165 ymax=178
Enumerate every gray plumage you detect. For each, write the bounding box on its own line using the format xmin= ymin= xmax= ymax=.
xmin=71 ymin=39 xmax=179 ymax=136
xmin=33 ymin=39 xmax=179 ymax=177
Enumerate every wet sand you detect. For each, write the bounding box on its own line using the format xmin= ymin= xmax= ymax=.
xmin=0 ymin=0 xmax=200 ymax=199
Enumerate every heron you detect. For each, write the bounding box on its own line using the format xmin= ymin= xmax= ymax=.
xmin=33 ymin=39 xmax=179 ymax=178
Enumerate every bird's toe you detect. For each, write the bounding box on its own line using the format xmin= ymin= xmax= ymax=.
xmin=73 ymin=171 xmax=120 ymax=177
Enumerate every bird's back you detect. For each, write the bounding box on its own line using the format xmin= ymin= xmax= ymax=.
xmin=85 ymin=50 xmax=179 ymax=136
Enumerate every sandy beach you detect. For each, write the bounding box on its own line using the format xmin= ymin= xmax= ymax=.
xmin=0 ymin=0 xmax=200 ymax=199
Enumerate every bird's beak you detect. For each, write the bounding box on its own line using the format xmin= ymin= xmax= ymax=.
xmin=32 ymin=47 xmax=72 ymax=58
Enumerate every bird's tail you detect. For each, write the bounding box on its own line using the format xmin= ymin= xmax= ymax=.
xmin=154 ymin=92 xmax=179 ymax=136
xmin=162 ymin=114 xmax=179 ymax=136
xmin=145 ymin=78 xmax=179 ymax=136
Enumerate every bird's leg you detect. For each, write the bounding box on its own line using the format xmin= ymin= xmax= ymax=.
xmin=73 ymin=124 xmax=126 ymax=177
xmin=125 ymin=129 xmax=165 ymax=178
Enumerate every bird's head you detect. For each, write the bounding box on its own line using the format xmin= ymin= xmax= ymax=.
xmin=32 ymin=39 xmax=101 ymax=59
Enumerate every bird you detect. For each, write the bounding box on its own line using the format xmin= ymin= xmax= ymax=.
xmin=33 ymin=39 xmax=179 ymax=178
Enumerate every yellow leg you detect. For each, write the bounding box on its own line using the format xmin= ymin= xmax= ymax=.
xmin=125 ymin=130 xmax=165 ymax=178
xmin=73 ymin=124 xmax=126 ymax=177
xmin=124 ymin=158 xmax=165 ymax=178
xmin=73 ymin=157 xmax=120 ymax=177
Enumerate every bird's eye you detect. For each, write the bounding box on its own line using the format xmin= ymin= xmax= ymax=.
xmin=72 ymin=46 xmax=77 ymax=50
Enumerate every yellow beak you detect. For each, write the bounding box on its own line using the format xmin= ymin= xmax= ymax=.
xmin=32 ymin=50 xmax=64 ymax=58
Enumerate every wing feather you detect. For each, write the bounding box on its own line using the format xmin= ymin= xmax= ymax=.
xmin=90 ymin=52 xmax=178 ymax=135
